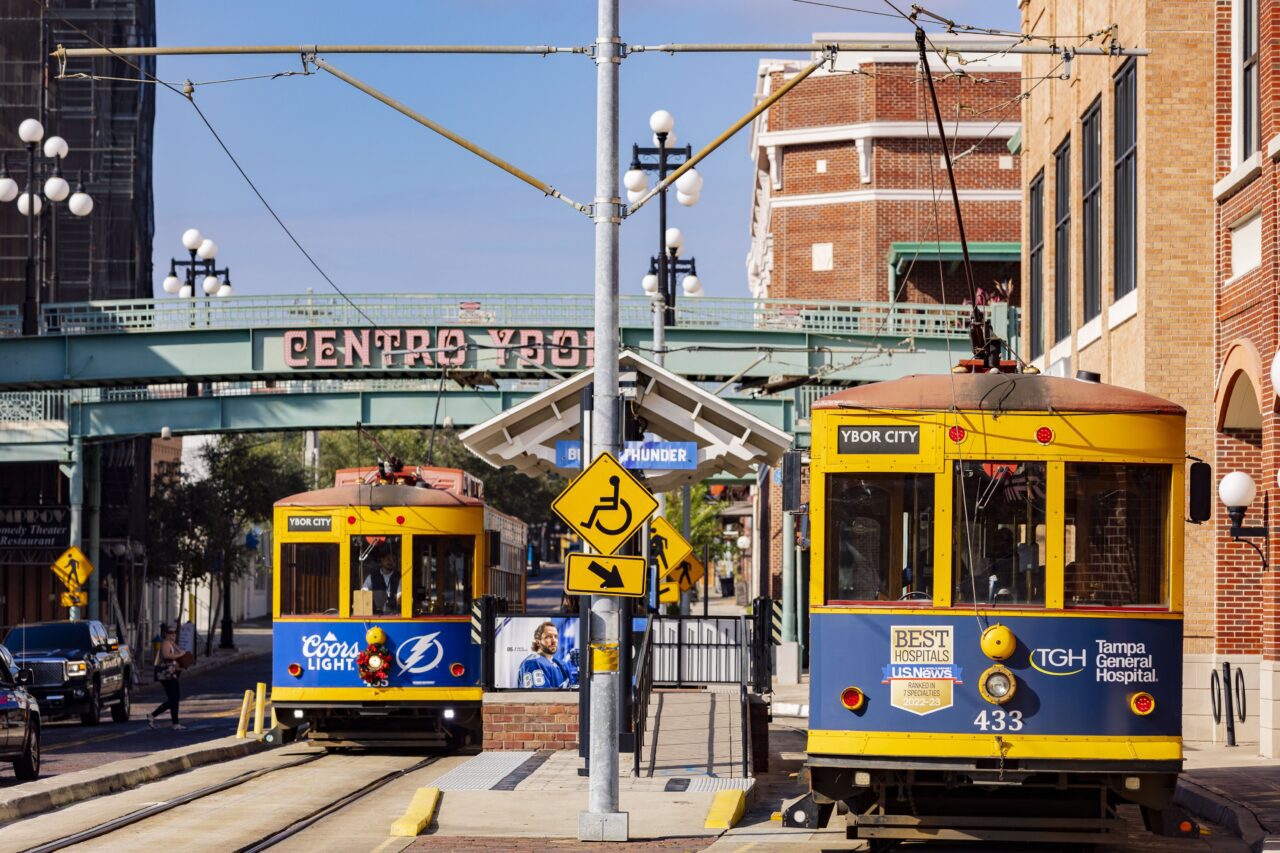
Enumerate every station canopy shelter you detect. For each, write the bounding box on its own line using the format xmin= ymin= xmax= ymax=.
xmin=459 ymin=352 xmax=793 ymax=493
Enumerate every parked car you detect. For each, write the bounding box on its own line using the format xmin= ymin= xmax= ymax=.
xmin=0 ymin=644 xmax=40 ymax=780
xmin=1 ymin=621 xmax=130 ymax=725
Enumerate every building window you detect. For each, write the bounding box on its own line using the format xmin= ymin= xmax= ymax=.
xmin=1230 ymin=212 xmax=1262 ymax=279
xmin=812 ymin=242 xmax=833 ymax=271
xmin=1241 ymin=0 xmax=1260 ymax=161
xmin=1028 ymin=171 xmax=1045 ymax=360
xmin=1114 ymin=60 xmax=1138 ymax=299
xmin=1053 ymin=138 xmax=1071 ymax=342
xmin=1081 ymin=100 xmax=1101 ymax=321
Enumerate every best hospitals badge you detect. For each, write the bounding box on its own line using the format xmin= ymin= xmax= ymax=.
xmin=884 ymin=626 xmax=963 ymax=716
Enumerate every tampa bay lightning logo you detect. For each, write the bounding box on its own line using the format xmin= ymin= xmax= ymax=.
xmin=396 ymin=632 xmax=444 ymax=675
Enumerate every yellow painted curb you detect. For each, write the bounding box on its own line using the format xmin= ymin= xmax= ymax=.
xmin=389 ymin=787 xmax=441 ymax=837
xmin=704 ymin=789 xmax=746 ymax=830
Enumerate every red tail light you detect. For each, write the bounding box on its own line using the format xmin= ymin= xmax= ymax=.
xmin=287 ymin=663 xmax=303 ymax=678
xmin=840 ymin=686 xmax=866 ymax=711
xmin=450 ymin=663 xmax=466 ymax=678
xmin=1129 ymin=692 xmax=1155 ymax=716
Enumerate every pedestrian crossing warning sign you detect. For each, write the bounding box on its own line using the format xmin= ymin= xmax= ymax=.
xmin=664 ymin=553 xmax=706 ymax=593
xmin=50 ymin=546 xmax=94 ymax=591
xmin=552 ymin=452 xmax=658 ymax=556
xmin=648 ymin=516 xmax=692 ymax=582
xmin=658 ymin=580 xmax=680 ymax=605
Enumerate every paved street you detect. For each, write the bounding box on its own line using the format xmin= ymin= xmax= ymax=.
xmin=1 ymin=650 xmax=270 ymax=786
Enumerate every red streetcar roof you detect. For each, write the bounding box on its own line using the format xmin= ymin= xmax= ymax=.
xmin=812 ymin=373 xmax=1185 ymax=416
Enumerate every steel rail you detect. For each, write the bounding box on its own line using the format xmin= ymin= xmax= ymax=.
xmin=19 ymin=752 xmax=327 ymax=853
xmin=235 ymin=756 xmax=440 ymax=851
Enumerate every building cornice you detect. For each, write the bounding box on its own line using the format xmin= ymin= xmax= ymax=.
xmin=756 ymin=120 xmax=1019 ymax=150
xmin=771 ymin=188 xmax=1020 ymax=208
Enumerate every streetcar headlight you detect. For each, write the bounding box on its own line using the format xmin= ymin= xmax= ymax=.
xmin=978 ymin=664 xmax=1017 ymax=705
xmin=444 ymin=708 xmax=455 ymax=720
xmin=840 ymin=686 xmax=867 ymax=712
xmin=293 ymin=709 xmax=305 ymax=720
xmin=1129 ymin=692 xmax=1156 ymax=716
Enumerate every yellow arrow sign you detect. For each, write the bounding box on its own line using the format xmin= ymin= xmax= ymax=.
xmin=658 ymin=580 xmax=680 ymax=605
xmin=565 ymin=553 xmax=649 ymax=598
xmin=50 ymin=546 xmax=94 ymax=591
xmin=665 ymin=554 xmax=707 ymax=593
xmin=60 ymin=590 xmax=88 ymax=608
xmin=649 ymin=516 xmax=692 ymax=580
xmin=552 ymin=452 xmax=658 ymax=556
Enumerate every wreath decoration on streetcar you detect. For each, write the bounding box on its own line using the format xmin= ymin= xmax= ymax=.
xmin=356 ymin=626 xmax=393 ymax=686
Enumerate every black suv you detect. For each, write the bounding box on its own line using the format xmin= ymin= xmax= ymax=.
xmin=2 ymin=621 xmax=130 ymax=725
xmin=0 ymin=644 xmax=40 ymax=780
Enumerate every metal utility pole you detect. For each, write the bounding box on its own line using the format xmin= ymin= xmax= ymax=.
xmin=582 ymin=0 xmax=626 ymax=842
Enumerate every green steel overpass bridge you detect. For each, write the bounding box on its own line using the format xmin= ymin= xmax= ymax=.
xmin=0 ymin=294 xmax=1015 ymax=462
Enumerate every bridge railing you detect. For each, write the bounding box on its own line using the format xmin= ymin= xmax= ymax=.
xmin=35 ymin=294 xmax=1001 ymax=339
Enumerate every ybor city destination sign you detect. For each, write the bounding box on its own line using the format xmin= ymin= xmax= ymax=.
xmin=279 ymin=327 xmax=597 ymax=370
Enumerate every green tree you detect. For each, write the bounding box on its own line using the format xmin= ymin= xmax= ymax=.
xmin=664 ymin=483 xmax=729 ymax=565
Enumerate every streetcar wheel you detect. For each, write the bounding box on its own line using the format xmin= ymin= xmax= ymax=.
xmin=111 ymin=685 xmax=131 ymax=723
xmin=80 ymin=683 xmax=101 ymax=726
xmin=13 ymin=722 xmax=40 ymax=781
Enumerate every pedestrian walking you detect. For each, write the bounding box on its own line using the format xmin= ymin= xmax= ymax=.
xmin=147 ymin=624 xmax=187 ymax=730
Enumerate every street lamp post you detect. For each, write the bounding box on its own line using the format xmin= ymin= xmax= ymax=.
xmin=161 ymin=228 xmax=234 ymax=397
xmin=0 ymin=118 xmax=95 ymax=335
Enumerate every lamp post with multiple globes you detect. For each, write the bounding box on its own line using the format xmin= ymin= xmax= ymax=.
xmin=0 ymin=117 xmax=95 ymax=335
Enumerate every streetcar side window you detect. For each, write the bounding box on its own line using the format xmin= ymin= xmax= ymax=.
xmin=413 ymin=535 xmax=473 ymax=616
xmin=279 ymin=542 xmax=340 ymax=616
xmin=351 ymin=535 xmax=403 ymax=617
xmin=953 ymin=461 xmax=1047 ymax=606
xmin=1064 ymin=463 xmax=1169 ymax=607
xmin=825 ymin=473 xmax=934 ymax=603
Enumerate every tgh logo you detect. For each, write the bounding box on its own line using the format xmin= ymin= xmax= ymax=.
xmin=396 ymin=632 xmax=444 ymax=675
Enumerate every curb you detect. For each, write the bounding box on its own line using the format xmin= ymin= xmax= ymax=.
xmin=0 ymin=735 xmax=272 ymax=825
xmin=1175 ymin=777 xmax=1270 ymax=852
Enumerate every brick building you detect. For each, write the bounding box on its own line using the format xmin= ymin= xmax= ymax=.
xmin=746 ymin=34 xmax=1022 ymax=307
xmin=1212 ymin=0 xmax=1280 ymax=755
xmin=1017 ymin=2 xmax=1216 ymax=740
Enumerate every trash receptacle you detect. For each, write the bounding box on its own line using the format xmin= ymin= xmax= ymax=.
xmin=720 ymin=576 xmax=735 ymax=597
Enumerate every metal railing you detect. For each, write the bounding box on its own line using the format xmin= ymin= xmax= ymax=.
xmin=651 ymin=615 xmax=750 ymax=687
xmin=738 ymin=616 xmax=753 ymax=778
xmin=35 ymin=293 xmax=1000 ymax=340
xmin=0 ymin=390 xmax=68 ymax=422
xmin=631 ymin=616 xmax=655 ymax=777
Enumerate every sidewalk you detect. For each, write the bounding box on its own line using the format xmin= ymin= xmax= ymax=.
xmin=1178 ymin=742 xmax=1280 ymax=851
xmin=136 ymin=620 xmax=271 ymax=687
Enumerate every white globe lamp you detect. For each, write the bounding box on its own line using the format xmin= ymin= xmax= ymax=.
xmin=43 ymin=175 xmax=69 ymax=203
xmin=202 ymin=275 xmax=221 ymax=295
xmin=642 ymin=274 xmax=659 ymax=296
xmin=676 ymin=190 xmax=700 ymax=207
xmin=68 ymin=190 xmax=93 ymax=217
xmin=736 ymin=535 xmax=750 ymax=551
xmin=197 ymin=239 xmax=218 ymax=260
xmin=0 ymin=176 xmax=18 ymax=203
xmin=17 ymin=118 xmax=44 ymax=145
xmin=675 ymin=169 xmax=703 ymax=194
xmin=181 ymin=228 xmax=203 ymax=251
xmin=623 ymin=169 xmax=648 ymax=192
xmin=648 ymin=110 xmax=675 ymax=135
xmin=682 ymin=274 xmax=702 ymax=296
xmin=217 ymin=283 xmax=234 ymax=297
xmin=42 ymin=136 xmax=68 ymax=160
xmin=626 ymin=189 xmax=645 ymax=204
xmin=664 ymin=227 xmax=684 ymax=252
xmin=179 ymin=284 xmax=193 ymax=298
xmin=1219 ymin=471 xmax=1257 ymax=510
xmin=162 ymin=274 xmax=182 ymax=294
xmin=17 ymin=192 xmax=42 ymax=217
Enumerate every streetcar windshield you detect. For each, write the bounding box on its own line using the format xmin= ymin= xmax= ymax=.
xmin=351 ymin=535 xmax=403 ymax=617
xmin=412 ymin=535 xmax=473 ymax=616
xmin=826 ymin=472 xmax=934 ymax=603
xmin=1064 ymin=463 xmax=1169 ymax=607
xmin=953 ymin=461 xmax=1047 ymax=606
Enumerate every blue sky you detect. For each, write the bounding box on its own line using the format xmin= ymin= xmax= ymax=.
xmin=150 ymin=2 xmax=1019 ymax=300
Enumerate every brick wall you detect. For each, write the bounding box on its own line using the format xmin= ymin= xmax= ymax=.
xmin=482 ymin=694 xmax=579 ymax=751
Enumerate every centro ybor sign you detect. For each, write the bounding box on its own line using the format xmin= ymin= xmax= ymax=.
xmin=282 ymin=328 xmax=597 ymax=370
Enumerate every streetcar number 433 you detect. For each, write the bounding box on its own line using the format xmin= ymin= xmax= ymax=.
xmin=973 ymin=709 xmax=1024 ymax=731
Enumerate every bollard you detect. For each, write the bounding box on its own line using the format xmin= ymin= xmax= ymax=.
xmin=253 ymin=682 xmax=266 ymax=736
xmin=235 ymin=689 xmax=254 ymax=739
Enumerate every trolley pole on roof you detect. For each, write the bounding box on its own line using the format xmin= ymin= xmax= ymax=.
xmin=582 ymin=0 xmax=627 ymax=842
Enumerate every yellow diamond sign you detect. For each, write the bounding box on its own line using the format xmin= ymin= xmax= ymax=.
xmin=552 ymin=452 xmax=657 ymax=556
xmin=51 ymin=546 xmax=94 ymax=591
xmin=649 ymin=516 xmax=692 ymax=581
xmin=665 ymin=553 xmax=706 ymax=593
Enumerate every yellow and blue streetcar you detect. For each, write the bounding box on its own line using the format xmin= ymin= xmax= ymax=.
xmin=799 ymin=370 xmax=1204 ymax=846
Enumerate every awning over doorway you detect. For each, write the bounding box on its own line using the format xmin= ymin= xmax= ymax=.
xmin=459 ymin=352 xmax=793 ymax=493
xmin=885 ymin=241 xmax=1021 ymax=276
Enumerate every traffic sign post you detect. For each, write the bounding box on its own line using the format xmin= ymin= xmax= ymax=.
xmin=552 ymin=452 xmax=658 ymax=556
xmin=566 ymin=553 xmax=648 ymax=597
